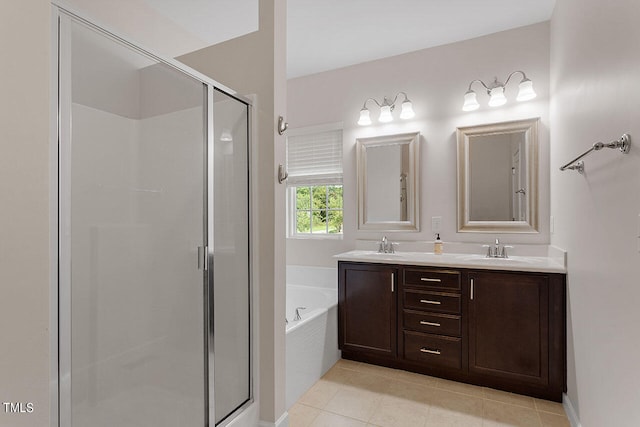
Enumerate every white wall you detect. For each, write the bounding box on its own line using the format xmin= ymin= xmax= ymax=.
xmin=287 ymin=22 xmax=551 ymax=267
xmin=550 ymin=1 xmax=640 ymax=426
xmin=0 ymin=2 xmax=50 ymax=426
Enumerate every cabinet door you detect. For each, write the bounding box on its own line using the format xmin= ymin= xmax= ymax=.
xmin=339 ymin=263 xmax=397 ymax=358
xmin=468 ymin=271 xmax=549 ymax=386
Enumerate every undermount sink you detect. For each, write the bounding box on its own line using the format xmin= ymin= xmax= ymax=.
xmin=454 ymin=254 xmax=539 ymax=264
xmin=348 ymin=250 xmax=400 ymax=257
xmin=367 ymin=252 xmax=401 ymax=259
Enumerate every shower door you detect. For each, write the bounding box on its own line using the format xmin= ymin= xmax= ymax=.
xmin=59 ymin=15 xmax=209 ymax=427
xmin=211 ymin=90 xmax=251 ymax=425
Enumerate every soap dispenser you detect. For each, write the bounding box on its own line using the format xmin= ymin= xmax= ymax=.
xmin=434 ymin=233 xmax=443 ymax=255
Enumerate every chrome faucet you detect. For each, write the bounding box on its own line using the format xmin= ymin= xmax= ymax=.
xmin=294 ymin=306 xmax=306 ymax=321
xmin=378 ymin=236 xmax=395 ymax=254
xmin=379 ymin=236 xmax=387 ymax=253
xmin=483 ymin=238 xmax=513 ymax=258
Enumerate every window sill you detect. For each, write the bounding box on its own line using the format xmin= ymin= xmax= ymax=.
xmin=287 ymin=234 xmax=343 ymax=241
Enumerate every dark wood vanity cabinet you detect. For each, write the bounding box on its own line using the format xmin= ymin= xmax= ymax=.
xmin=338 ymin=262 xmax=398 ymax=359
xmin=338 ymin=261 xmax=566 ymax=401
xmin=400 ymin=267 xmax=463 ymax=371
xmin=467 ymin=270 xmax=566 ymax=397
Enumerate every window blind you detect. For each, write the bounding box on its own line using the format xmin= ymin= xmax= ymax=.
xmin=286 ymin=129 xmax=343 ymax=185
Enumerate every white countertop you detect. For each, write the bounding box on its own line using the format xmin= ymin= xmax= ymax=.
xmin=334 ymin=250 xmax=566 ymax=273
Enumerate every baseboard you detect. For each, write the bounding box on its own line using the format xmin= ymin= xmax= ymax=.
xmin=259 ymin=411 xmax=289 ymax=427
xmin=563 ymin=393 xmax=582 ymax=427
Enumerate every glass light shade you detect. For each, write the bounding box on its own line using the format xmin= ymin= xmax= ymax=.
xmin=357 ymin=108 xmax=372 ymax=126
xmin=220 ymin=129 xmax=233 ymax=142
xmin=399 ymin=100 xmax=415 ymax=119
xmin=488 ymin=86 xmax=507 ymax=107
xmin=462 ymin=91 xmax=480 ymax=111
xmin=517 ymin=79 xmax=537 ymax=102
xmin=379 ymin=105 xmax=393 ymax=122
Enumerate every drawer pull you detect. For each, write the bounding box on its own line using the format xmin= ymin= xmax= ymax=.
xmin=420 ymin=299 xmax=441 ymax=305
xmin=420 ymin=277 xmax=442 ymax=282
xmin=420 ymin=321 xmax=441 ymax=327
xmin=420 ymin=348 xmax=441 ymax=355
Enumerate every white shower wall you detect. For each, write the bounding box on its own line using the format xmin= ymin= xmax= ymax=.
xmin=70 ymin=103 xmax=205 ymax=426
xmin=70 ymin=104 xmax=138 ymax=410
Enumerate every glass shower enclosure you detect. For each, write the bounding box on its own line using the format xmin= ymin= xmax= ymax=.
xmin=55 ymin=8 xmax=251 ymax=427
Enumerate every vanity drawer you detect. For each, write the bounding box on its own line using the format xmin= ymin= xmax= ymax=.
xmin=403 ymin=310 xmax=461 ymax=336
xmin=404 ymin=331 xmax=461 ymax=370
xmin=403 ymin=290 xmax=461 ymax=314
xmin=404 ymin=268 xmax=460 ymax=290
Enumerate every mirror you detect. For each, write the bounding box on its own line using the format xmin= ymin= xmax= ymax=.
xmin=457 ymin=118 xmax=539 ymax=233
xmin=357 ymin=132 xmax=420 ymax=231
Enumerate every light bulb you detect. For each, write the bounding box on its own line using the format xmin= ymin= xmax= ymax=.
xmin=400 ymin=100 xmax=415 ymax=119
xmin=379 ymin=105 xmax=393 ymax=122
xmin=462 ymin=91 xmax=480 ymax=111
xmin=220 ymin=129 xmax=233 ymax=142
xmin=488 ymin=86 xmax=507 ymax=107
xmin=358 ymin=108 xmax=372 ymax=126
xmin=517 ymin=79 xmax=537 ymax=102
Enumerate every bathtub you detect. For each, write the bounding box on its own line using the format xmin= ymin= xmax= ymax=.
xmin=285 ymin=266 xmax=340 ymax=409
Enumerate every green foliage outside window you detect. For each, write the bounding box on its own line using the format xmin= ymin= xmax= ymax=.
xmin=295 ymin=185 xmax=343 ymax=234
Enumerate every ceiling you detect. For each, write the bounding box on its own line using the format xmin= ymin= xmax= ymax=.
xmin=63 ymin=0 xmax=555 ymax=79
xmin=61 ymin=0 xmax=258 ymax=59
xmin=143 ymin=0 xmax=259 ymax=51
xmin=287 ymin=0 xmax=556 ymax=78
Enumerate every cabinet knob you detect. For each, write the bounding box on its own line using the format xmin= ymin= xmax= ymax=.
xmin=420 ymin=348 xmax=441 ymax=355
xmin=420 ymin=299 xmax=442 ymax=305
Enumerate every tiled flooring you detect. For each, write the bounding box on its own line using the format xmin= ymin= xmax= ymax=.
xmin=290 ymin=359 xmax=570 ymax=427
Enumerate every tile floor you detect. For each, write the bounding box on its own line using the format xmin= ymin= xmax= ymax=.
xmin=290 ymin=359 xmax=570 ymax=427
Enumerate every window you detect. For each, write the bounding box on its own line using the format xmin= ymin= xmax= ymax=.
xmin=293 ymin=185 xmax=343 ymax=234
xmin=286 ymin=125 xmax=343 ymax=237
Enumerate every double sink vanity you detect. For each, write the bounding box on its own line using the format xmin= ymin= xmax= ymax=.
xmin=342 ymin=117 xmax=565 ymax=401
xmin=335 ymin=248 xmax=566 ymax=402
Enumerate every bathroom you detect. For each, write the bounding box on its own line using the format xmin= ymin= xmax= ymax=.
xmin=1 ymin=1 xmax=640 ymax=427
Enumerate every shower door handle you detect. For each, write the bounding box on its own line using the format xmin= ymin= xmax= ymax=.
xmin=198 ymin=246 xmax=208 ymax=271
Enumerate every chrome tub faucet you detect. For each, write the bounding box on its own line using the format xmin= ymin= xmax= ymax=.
xmin=294 ymin=306 xmax=306 ymax=321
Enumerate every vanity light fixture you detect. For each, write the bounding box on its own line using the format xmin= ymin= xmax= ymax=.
xmin=220 ymin=129 xmax=233 ymax=142
xmin=358 ymin=92 xmax=415 ymax=126
xmin=462 ymin=71 xmax=536 ymax=111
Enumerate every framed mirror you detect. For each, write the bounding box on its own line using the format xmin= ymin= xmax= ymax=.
xmin=457 ymin=118 xmax=539 ymax=233
xmin=357 ymin=132 xmax=420 ymax=231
